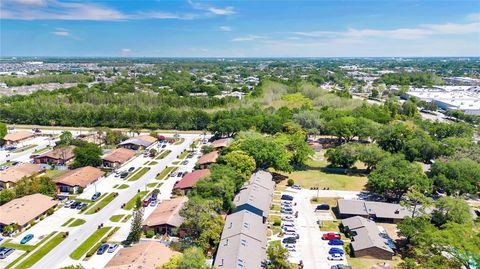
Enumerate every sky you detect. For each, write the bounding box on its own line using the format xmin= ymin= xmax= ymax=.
xmin=1 ymin=0 xmax=479 ymax=57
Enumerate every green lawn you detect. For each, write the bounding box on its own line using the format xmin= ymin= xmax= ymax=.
xmin=148 ymin=161 xmax=158 ymax=166
xmin=278 ymin=158 xmax=368 ymax=191
xmin=124 ymin=191 xmax=147 ymax=210
xmin=155 ymin=150 xmax=171 ymax=160
xmin=85 ymin=193 xmax=117 ymax=214
xmin=127 ymin=167 xmax=150 ymax=181
xmin=121 ymin=215 xmax=132 ymax=223
xmin=117 ymin=184 xmax=129 ymax=189
xmin=44 ymin=169 xmax=69 ymax=179
xmin=347 ymin=256 xmax=403 ymax=269
xmin=172 ymin=161 xmax=180 ymax=165
xmin=174 ymin=138 xmax=185 ymax=145
xmin=0 ymin=242 xmax=35 ymax=252
xmin=33 ymin=147 xmax=51 ymax=154
xmin=69 ymin=227 xmax=111 ymax=260
xmin=69 ymin=219 xmax=86 ymax=227
xmin=61 ymin=218 xmax=75 ymax=227
xmin=13 ymin=144 xmax=38 ymax=153
xmin=109 ymin=214 xmax=125 ymax=222
xmin=147 ymin=183 xmax=157 ymax=188
xmin=178 ymin=150 xmax=189 ymax=159
xmin=156 ymin=166 xmax=177 ymax=180
xmin=14 ymin=232 xmax=66 ymax=269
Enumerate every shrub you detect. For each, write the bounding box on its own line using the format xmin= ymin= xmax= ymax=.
xmin=273 ymin=219 xmax=281 ymax=226
xmin=146 ymin=230 xmax=155 ymax=238
xmin=287 ymin=179 xmax=294 ymax=186
xmin=47 ymin=208 xmax=55 ymax=215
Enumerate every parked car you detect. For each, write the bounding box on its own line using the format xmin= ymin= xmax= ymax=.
xmin=150 ymin=200 xmax=157 ymax=207
xmin=161 ymin=144 xmax=167 ymax=148
xmin=64 ymin=200 xmax=74 ymax=208
xmin=20 ymin=234 xmax=34 ymax=244
xmin=0 ymin=237 xmax=3 ymax=243
xmin=120 ymin=172 xmax=129 ymax=178
xmin=282 ymin=237 xmax=297 ymax=244
xmin=315 ymin=204 xmax=330 ymax=211
xmin=97 ymin=244 xmax=109 ymax=255
xmin=291 ymin=184 xmax=301 ymax=190
xmin=281 ymin=208 xmax=293 ymax=214
xmin=107 ymin=244 xmax=119 ymax=253
xmin=328 ymin=239 xmax=344 ymax=246
xmin=282 ymin=223 xmax=295 ymax=228
xmin=284 ymin=244 xmax=296 ymax=251
xmin=283 ymin=227 xmax=296 ymax=233
xmin=330 ymin=265 xmax=351 ymax=269
xmin=0 ymin=247 xmax=14 ymax=259
xmin=281 ymin=194 xmax=294 ymax=201
xmin=70 ymin=201 xmax=81 ymax=209
xmin=322 ymin=232 xmax=341 ymax=240
xmin=170 ymin=172 xmax=177 ymax=177
xmin=76 ymin=202 xmax=87 ymax=210
xmin=327 ymin=253 xmax=344 ymax=261
xmin=329 ymin=248 xmax=344 ymax=255
xmin=91 ymin=192 xmax=101 ymax=202
xmin=128 ymin=167 xmax=135 ymax=172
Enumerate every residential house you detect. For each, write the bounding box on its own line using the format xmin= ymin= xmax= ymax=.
xmin=0 ymin=163 xmax=44 ymax=189
xmin=3 ymin=131 xmax=34 ymax=145
xmin=173 ymin=169 xmax=210 ymax=195
xmin=341 ymin=216 xmax=395 ymax=259
xmin=196 ymin=151 xmax=219 ymax=169
xmin=54 ymin=166 xmax=105 ymax=193
xmin=143 ymin=196 xmax=188 ymax=235
xmin=76 ymin=133 xmax=104 ymax=145
xmin=34 ymin=145 xmax=76 ymax=165
xmin=211 ymin=138 xmax=233 ymax=149
xmin=0 ymin=193 xmax=58 ymax=231
xmin=232 ymin=171 xmax=275 ymax=220
xmin=102 ymin=148 xmax=136 ymax=168
xmin=337 ymin=199 xmax=410 ymax=223
xmin=118 ymin=135 xmax=157 ymax=150
xmin=104 ymin=241 xmax=180 ymax=269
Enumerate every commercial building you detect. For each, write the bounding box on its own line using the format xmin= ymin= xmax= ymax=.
xmin=34 ymin=145 xmax=76 ymax=165
xmin=3 ymin=131 xmax=34 ymax=145
xmin=0 ymin=193 xmax=58 ymax=231
xmin=0 ymin=163 xmax=44 ymax=189
xmin=337 ymin=199 xmax=410 ymax=223
xmin=196 ymin=151 xmax=219 ymax=169
xmin=341 ymin=216 xmax=395 ymax=259
xmin=143 ymin=196 xmax=188 ymax=235
xmin=102 ymin=148 xmax=136 ymax=168
xmin=173 ymin=169 xmax=210 ymax=195
xmin=118 ymin=135 xmax=157 ymax=150
xmin=54 ymin=166 xmax=105 ymax=193
xmin=104 ymin=242 xmax=180 ymax=269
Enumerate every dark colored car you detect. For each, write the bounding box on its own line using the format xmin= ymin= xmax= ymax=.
xmin=120 ymin=172 xmax=129 ymax=178
xmin=91 ymin=192 xmax=101 ymax=202
xmin=70 ymin=201 xmax=81 ymax=209
xmin=315 ymin=204 xmax=330 ymax=210
xmin=76 ymin=202 xmax=87 ymax=210
xmin=97 ymin=244 xmax=109 ymax=255
xmin=282 ymin=237 xmax=297 ymax=244
xmin=328 ymin=239 xmax=344 ymax=246
xmin=0 ymin=247 xmax=14 ymax=259
xmin=128 ymin=167 xmax=135 ymax=172
xmin=161 ymin=144 xmax=166 ymax=148
xmin=281 ymin=194 xmax=294 ymax=201
xmin=322 ymin=233 xmax=341 ymax=240
xmin=329 ymin=247 xmax=344 ymax=255
xmin=20 ymin=234 xmax=34 ymax=244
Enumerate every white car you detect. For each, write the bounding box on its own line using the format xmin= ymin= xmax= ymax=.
xmin=284 ymin=231 xmax=298 ymax=237
xmin=282 ymin=216 xmax=294 ymax=221
xmin=64 ymin=200 xmax=74 ymax=208
xmin=327 ymin=253 xmax=344 ymax=261
xmin=284 ymin=244 xmax=296 ymax=251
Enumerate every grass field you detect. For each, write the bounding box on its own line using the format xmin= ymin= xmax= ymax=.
xmin=172 ymin=161 xmax=180 ymax=165
xmin=117 ymin=184 xmax=129 ymax=189
xmin=109 ymin=214 xmax=125 ymax=222
xmin=69 ymin=219 xmax=86 ymax=227
xmin=124 ymin=191 xmax=148 ymax=210
xmin=13 ymin=144 xmax=38 ymax=153
xmin=174 ymin=138 xmax=185 ymax=145
xmin=178 ymin=150 xmax=189 ymax=159
xmin=127 ymin=167 xmax=150 ymax=181
xmin=69 ymin=227 xmax=111 ymax=260
xmin=147 ymin=183 xmax=157 ymax=188
xmin=85 ymin=193 xmax=116 ymax=214
xmin=44 ymin=169 xmax=69 ymax=179
xmin=278 ymin=158 xmax=368 ymax=191
xmin=155 ymin=150 xmax=171 ymax=160
xmin=14 ymin=232 xmax=66 ymax=269
xmin=347 ymin=256 xmax=403 ymax=269
xmin=61 ymin=218 xmax=75 ymax=227
xmin=148 ymin=161 xmax=158 ymax=165
xmin=156 ymin=166 xmax=177 ymax=180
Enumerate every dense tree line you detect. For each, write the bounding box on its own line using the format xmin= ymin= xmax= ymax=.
xmin=375 ymin=72 xmax=442 ymax=87
xmin=0 ymin=74 xmax=94 ymax=86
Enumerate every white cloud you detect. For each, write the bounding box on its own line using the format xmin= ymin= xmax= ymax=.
xmin=231 ymin=35 xmax=266 ymax=42
xmin=120 ymin=48 xmax=131 ymax=57
xmin=188 ymin=0 xmax=235 ymax=16
xmin=466 ymin=12 xmax=480 ymax=22
xmin=219 ymin=26 xmax=232 ymax=32
xmin=51 ymin=31 xmax=69 ymax=36
xmin=9 ymin=0 xmax=46 ymax=6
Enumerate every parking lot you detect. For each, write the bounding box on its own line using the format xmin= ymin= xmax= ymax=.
xmin=271 ymin=187 xmax=351 ymax=269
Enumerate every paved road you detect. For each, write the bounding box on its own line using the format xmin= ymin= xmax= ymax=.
xmin=33 ymin=135 xmax=198 ymax=269
xmin=0 ymin=136 xmax=53 ymax=164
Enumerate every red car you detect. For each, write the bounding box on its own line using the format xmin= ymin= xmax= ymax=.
xmin=322 ymin=232 xmax=341 ymax=240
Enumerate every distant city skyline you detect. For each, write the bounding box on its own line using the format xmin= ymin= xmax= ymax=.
xmin=1 ymin=0 xmax=479 ymax=57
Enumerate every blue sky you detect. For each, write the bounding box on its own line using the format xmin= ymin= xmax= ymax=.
xmin=1 ymin=0 xmax=479 ymax=57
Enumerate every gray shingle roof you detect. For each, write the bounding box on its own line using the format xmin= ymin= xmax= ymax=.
xmin=337 ymin=199 xmax=410 ymax=220
xmin=342 ymin=216 xmax=394 ymax=254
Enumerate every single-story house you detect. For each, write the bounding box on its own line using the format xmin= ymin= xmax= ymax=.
xmin=214 ymin=209 xmax=268 ymax=269
xmin=196 ymin=151 xmax=219 ymax=169
xmin=337 ymin=199 xmax=410 ymax=223
xmin=0 ymin=163 xmax=44 ymax=189
xmin=173 ymin=169 xmax=210 ymax=195
xmin=2 ymin=131 xmax=35 ymax=145
xmin=143 ymin=196 xmax=188 ymax=235
xmin=34 ymin=145 xmax=76 ymax=165
xmin=232 ymin=171 xmax=275 ymax=220
xmin=341 ymin=216 xmax=395 ymax=260
xmin=0 ymin=193 xmax=58 ymax=231
xmin=76 ymin=133 xmax=104 ymax=145
xmin=118 ymin=135 xmax=157 ymax=150
xmin=104 ymin=241 xmax=180 ymax=269
xmin=211 ymin=138 xmax=233 ymax=149
xmin=102 ymin=148 xmax=136 ymax=168
xmin=54 ymin=166 xmax=105 ymax=193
